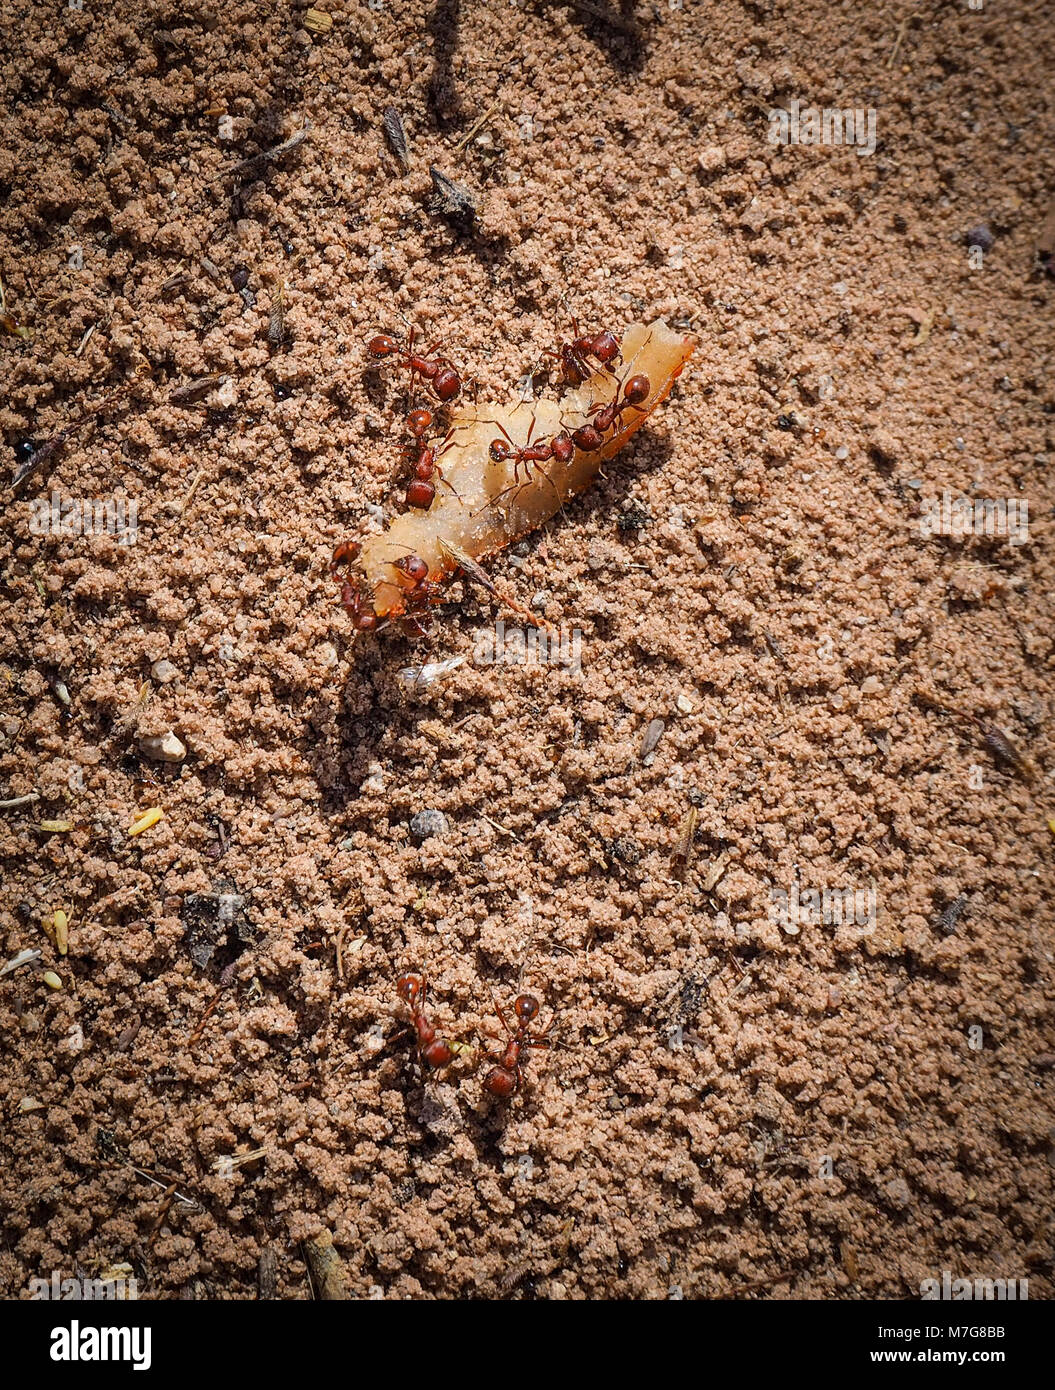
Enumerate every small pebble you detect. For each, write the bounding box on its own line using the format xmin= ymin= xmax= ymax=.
xmin=410 ymin=808 xmax=448 ymax=840
xmin=966 ymin=223 xmax=994 ymax=252
xmin=640 ymin=718 xmax=666 ymax=758
xmin=150 ymin=659 xmax=179 ymax=684
xmin=884 ymin=1177 xmax=912 ymax=1209
xmin=697 ymin=146 xmax=726 ymax=175
xmin=139 ymin=731 xmax=187 ymax=762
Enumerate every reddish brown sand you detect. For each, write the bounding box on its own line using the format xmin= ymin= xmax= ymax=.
xmin=1 ymin=0 xmax=1053 ymax=1301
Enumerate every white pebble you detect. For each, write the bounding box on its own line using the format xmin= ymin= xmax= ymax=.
xmin=139 ymin=731 xmax=187 ymax=762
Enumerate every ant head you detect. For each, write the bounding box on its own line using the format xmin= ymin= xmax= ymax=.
xmin=406 ymin=408 xmax=434 ymax=437
xmin=513 ymin=995 xmax=540 ymax=1024
xmin=489 ymin=439 xmax=513 ymax=463
xmin=393 ymin=553 xmax=429 ymax=585
xmin=332 ymin=539 xmax=362 ymax=570
xmin=396 ymin=972 xmax=423 ymax=1005
xmin=367 ymin=333 xmax=399 ymax=358
xmin=405 ymin=480 xmax=436 ymax=510
xmin=433 ymin=368 xmax=461 ymax=402
xmin=591 ymin=331 xmax=620 ymax=363
xmin=484 ymin=1066 xmax=517 ymax=1099
xmin=622 ymin=373 xmax=650 ymax=406
xmin=551 ymin=433 xmax=575 ymax=464
xmin=571 ymin=424 xmax=604 ymax=453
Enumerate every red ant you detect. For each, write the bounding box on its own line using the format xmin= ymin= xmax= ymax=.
xmin=589 ymin=372 xmax=651 ymax=433
xmin=367 ymin=329 xmax=462 ymax=402
xmin=391 ymin=552 xmax=443 ymax=636
xmin=568 ymin=372 xmax=649 ymax=451
xmin=395 ymin=972 xmax=456 ymax=1069
xmin=483 ymin=418 xmax=573 ymax=513
xmin=482 ymin=992 xmax=553 ymax=1099
xmin=331 ymin=540 xmax=378 ymax=631
xmin=547 ymin=322 xmax=621 ymax=385
xmin=402 ymin=408 xmax=456 ymax=510
xmin=488 ymin=420 xmax=576 ymax=475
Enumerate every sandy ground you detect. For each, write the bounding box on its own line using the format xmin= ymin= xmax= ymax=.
xmin=0 ymin=0 xmax=1053 ymax=1300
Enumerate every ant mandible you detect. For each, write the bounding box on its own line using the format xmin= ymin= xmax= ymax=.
xmin=482 ymin=992 xmax=553 ymax=1099
xmin=395 ymin=972 xmax=457 ymax=1069
xmin=367 ymin=328 xmax=462 ymax=403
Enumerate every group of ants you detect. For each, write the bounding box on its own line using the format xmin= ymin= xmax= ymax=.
xmin=345 ymin=328 xmax=647 ymax=1097
xmin=394 ymin=972 xmax=549 ymax=1100
xmin=328 ymin=321 xmax=653 ymax=635
xmin=346 ymin=327 xmax=645 ymax=1096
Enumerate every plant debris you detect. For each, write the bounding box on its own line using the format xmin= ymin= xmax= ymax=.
xmin=219 ymin=122 xmax=311 ymax=181
xmin=181 ymin=878 xmax=253 ymax=972
xmin=429 ymin=166 xmax=478 ymax=231
xmin=382 ymin=105 xmax=410 ymax=170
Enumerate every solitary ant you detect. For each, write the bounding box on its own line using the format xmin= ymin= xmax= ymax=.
xmin=331 ymin=540 xmax=378 ymax=631
xmin=482 ymin=992 xmax=553 ymax=1099
xmin=367 ymin=329 xmax=462 ymax=402
xmin=395 ymin=972 xmax=457 ymax=1070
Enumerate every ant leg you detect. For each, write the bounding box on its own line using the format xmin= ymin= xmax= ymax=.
xmin=491 ymin=993 xmax=512 ymax=1036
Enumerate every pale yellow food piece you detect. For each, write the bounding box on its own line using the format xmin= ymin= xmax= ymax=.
xmin=355 ymin=319 xmax=695 ymax=618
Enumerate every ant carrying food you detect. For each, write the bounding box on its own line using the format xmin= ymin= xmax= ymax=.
xmin=367 ymin=328 xmax=462 ymax=403
xmin=402 ymin=408 xmax=456 ymax=510
xmin=569 ymin=372 xmax=649 ymax=451
xmin=482 ymin=992 xmax=553 ymax=1099
xmin=547 ymin=321 xmax=621 ymax=385
xmin=330 ymin=540 xmax=378 ymax=631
